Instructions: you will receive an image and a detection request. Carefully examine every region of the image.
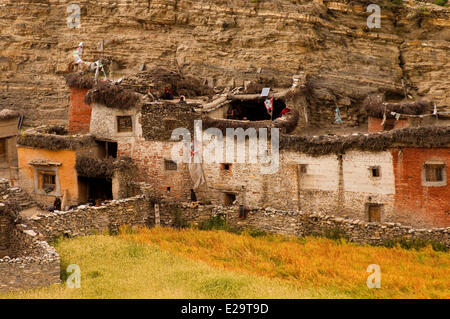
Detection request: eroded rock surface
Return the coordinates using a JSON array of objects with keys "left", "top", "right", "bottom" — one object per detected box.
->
[{"left": 0, "top": 0, "right": 448, "bottom": 127}]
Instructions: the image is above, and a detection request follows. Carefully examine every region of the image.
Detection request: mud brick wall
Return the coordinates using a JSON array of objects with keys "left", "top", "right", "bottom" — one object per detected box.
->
[
  {"left": 391, "top": 147, "right": 450, "bottom": 228},
  {"left": 368, "top": 117, "right": 410, "bottom": 133},
  {"left": 26, "top": 196, "right": 153, "bottom": 242},
  {"left": 68, "top": 88, "right": 92, "bottom": 134}
]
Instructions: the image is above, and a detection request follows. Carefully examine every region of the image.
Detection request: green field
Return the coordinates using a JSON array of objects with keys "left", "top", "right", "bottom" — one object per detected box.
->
[{"left": 2, "top": 228, "right": 449, "bottom": 299}]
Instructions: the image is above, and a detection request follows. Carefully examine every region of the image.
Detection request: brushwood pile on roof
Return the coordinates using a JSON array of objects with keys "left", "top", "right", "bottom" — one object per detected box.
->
[
  {"left": 75, "top": 156, "right": 135, "bottom": 178},
  {"left": 120, "top": 67, "right": 215, "bottom": 98},
  {"left": 364, "top": 94, "right": 430, "bottom": 118},
  {"left": 64, "top": 73, "right": 95, "bottom": 89},
  {"left": 17, "top": 126, "right": 96, "bottom": 151},
  {"left": 279, "top": 126, "right": 450, "bottom": 156},
  {"left": 84, "top": 81, "right": 139, "bottom": 109}
]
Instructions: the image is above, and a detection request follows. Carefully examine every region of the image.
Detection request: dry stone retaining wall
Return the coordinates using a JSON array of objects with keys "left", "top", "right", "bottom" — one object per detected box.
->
[
  {"left": 157, "top": 202, "right": 450, "bottom": 248},
  {"left": 26, "top": 196, "right": 153, "bottom": 242},
  {"left": 0, "top": 224, "right": 60, "bottom": 292}
]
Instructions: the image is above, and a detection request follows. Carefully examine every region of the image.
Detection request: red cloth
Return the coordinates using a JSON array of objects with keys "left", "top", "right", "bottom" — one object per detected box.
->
[{"left": 280, "top": 107, "right": 291, "bottom": 116}]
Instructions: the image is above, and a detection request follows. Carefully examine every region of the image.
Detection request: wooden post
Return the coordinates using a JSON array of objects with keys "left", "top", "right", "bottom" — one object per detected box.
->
[{"left": 61, "top": 189, "right": 68, "bottom": 211}]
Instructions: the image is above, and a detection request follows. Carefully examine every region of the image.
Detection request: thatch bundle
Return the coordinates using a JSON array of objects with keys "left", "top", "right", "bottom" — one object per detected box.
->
[
  {"left": 17, "top": 128, "right": 96, "bottom": 151},
  {"left": 202, "top": 109, "right": 300, "bottom": 134},
  {"left": 121, "top": 67, "right": 214, "bottom": 98},
  {"left": 84, "top": 81, "right": 139, "bottom": 109},
  {"left": 75, "top": 156, "right": 135, "bottom": 178},
  {"left": 280, "top": 126, "right": 450, "bottom": 156},
  {"left": 64, "top": 73, "right": 95, "bottom": 89},
  {"left": 364, "top": 94, "right": 430, "bottom": 118},
  {"left": 0, "top": 109, "right": 20, "bottom": 121}
]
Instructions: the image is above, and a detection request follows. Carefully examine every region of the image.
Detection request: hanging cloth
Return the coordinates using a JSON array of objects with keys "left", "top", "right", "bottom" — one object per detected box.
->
[
  {"left": 335, "top": 107, "right": 343, "bottom": 124},
  {"left": 188, "top": 139, "right": 206, "bottom": 190}
]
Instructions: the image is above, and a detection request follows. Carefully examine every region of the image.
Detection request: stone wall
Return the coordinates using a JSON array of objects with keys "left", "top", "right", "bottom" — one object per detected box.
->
[
  {"left": 157, "top": 202, "right": 450, "bottom": 248},
  {"left": 26, "top": 196, "right": 153, "bottom": 242},
  {"left": 0, "top": 224, "right": 60, "bottom": 292}
]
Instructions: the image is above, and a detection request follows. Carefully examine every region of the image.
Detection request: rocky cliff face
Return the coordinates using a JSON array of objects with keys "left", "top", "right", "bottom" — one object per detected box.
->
[{"left": 0, "top": 0, "right": 449, "bottom": 127}]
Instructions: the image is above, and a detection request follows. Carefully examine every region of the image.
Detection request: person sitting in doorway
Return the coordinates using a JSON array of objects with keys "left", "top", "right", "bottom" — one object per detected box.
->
[
  {"left": 53, "top": 197, "right": 62, "bottom": 211},
  {"left": 162, "top": 87, "right": 174, "bottom": 100}
]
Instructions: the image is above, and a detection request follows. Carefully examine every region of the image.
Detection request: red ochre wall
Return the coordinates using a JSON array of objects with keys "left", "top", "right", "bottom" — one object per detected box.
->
[
  {"left": 391, "top": 147, "right": 450, "bottom": 228},
  {"left": 69, "top": 88, "right": 91, "bottom": 134},
  {"left": 368, "top": 117, "right": 410, "bottom": 133}
]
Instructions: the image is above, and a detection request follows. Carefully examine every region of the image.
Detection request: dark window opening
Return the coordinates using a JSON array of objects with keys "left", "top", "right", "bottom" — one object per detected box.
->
[
  {"left": 221, "top": 163, "right": 231, "bottom": 171},
  {"left": 299, "top": 164, "right": 308, "bottom": 174},
  {"left": 117, "top": 116, "right": 133, "bottom": 133},
  {"left": 226, "top": 99, "right": 287, "bottom": 121},
  {"left": 224, "top": 193, "right": 236, "bottom": 206},
  {"left": 368, "top": 204, "right": 382, "bottom": 222},
  {"left": 370, "top": 166, "right": 381, "bottom": 177},
  {"left": 97, "top": 140, "right": 118, "bottom": 158},
  {"left": 164, "top": 159, "right": 177, "bottom": 171},
  {"left": 77, "top": 176, "right": 113, "bottom": 205},
  {"left": 166, "top": 187, "right": 171, "bottom": 192},
  {"left": 424, "top": 164, "right": 445, "bottom": 182}
]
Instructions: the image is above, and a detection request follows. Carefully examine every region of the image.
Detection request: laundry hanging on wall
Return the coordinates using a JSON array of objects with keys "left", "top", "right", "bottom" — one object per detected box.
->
[
  {"left": 189, "top": 139, "right": 206, "bottom": 190},
  {"left": 335, "top": 107, "right": 343, "bottom": 124},
  {"left": 264, "top": 98, "right": 273, "bottom": 115}
]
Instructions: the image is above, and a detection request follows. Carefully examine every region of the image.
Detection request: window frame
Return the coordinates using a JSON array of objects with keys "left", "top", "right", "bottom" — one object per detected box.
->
[
  {"left": 32, "top": 166, "right": 61, "bottom": 196},
  {"left": 422, "top": 162, "right": 447, "bottom": 187},
  {"left": 164, "top": 159, "right": 178, "bottom": 171},
  {"left": 116, "top": 115, "right": 133, "bottom": 133}
]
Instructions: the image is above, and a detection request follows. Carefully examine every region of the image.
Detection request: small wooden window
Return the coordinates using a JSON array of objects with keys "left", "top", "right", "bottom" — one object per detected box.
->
[
  {"left": 299, "top": 164, "right": 308, "bottom": 174},
  {"left": 164, "top": 159, "right": 177, "bottom": 171},
  {"left": 370, "top": 166, "right": 381, "bottom": 177},
  {"left": 117, "top": 116, "right": 133, "bottom": 133},
  {"left": 39, "top": 171, "right": 56, "bottom": 193},
  {"left": 368, "top": 205, "right": 381, "bottom": 222},
  {"left": 424, "top": 164, "right": 445, "bottom": 182}
]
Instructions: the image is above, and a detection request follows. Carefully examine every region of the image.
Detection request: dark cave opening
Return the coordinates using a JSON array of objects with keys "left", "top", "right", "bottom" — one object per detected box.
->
[{"left": 227, "top": 99, "right": 287, "bottom": 121}]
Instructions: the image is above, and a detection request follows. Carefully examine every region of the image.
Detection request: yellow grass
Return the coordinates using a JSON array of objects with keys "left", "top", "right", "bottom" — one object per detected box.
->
[
  {"left": 2, "top": 227, "right": 449, "bottom": 299},
  {"left": 121, "top": 227, "right": 450, "bottom": 299},
  {"left": 2, "top": 235, "right": 334, "bottom": 299}
]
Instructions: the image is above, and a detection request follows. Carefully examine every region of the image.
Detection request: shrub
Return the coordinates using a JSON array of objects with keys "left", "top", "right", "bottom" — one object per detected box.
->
[
  {"left": 382, "top": 238, "right": 448, "bottom": 252},
  {"left": 324, "top": 227, "right": 349, "bottom": 242},
  {"left": 197, "top": 215, "right": 240, "bottom": 233},
  {"left": 172, "top": 210, "right": 189, "bottom": 229},
  {"left": 198, "top": 215, "right": 227, "bottom": 231},
  {"left": 245, "top": 228, "right": 268, "bottom": 238},
  {"left": 434, "top": 0, "right": 447, "bottom": 6}
]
